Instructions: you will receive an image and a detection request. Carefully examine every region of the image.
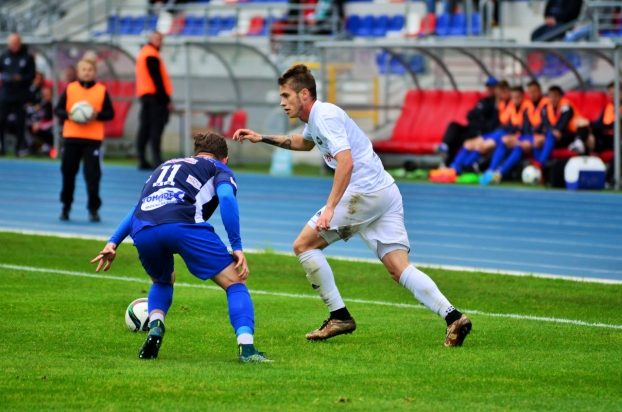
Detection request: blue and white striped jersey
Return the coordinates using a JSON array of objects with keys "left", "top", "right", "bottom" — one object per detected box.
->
[{"left": 130, "top": 156, "right": 237, "bottom": 237}]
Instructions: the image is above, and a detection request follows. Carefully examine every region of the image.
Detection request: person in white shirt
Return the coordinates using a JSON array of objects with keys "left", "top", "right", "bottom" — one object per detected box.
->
[{"left": 233, "top": 64, "right": 471, "bottom": 347}]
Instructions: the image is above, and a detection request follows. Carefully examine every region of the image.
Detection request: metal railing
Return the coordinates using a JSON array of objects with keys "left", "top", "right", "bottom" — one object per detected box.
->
[{"left": 316, "top": 39, "right": 622, "bottom": 189}]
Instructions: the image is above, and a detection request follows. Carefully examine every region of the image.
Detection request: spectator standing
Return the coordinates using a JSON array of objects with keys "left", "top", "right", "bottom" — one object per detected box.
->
[
  {"left": 531, "top": 0, "right": 583, "bottom": 41},
  {"left": 0, "top": 33, "right": 36, "bottom": 156},
  {"left": 64, "top": 66, "right": 77, "bottom": 84},
  {"left": 135, "top": 31, "right": 173, "bottom": 170},
  {"left": 28, "top": 86, "right": 54, "bottom": 154},
  {"left": 54, "top": 58, "right": 115, "bottom": 222}
]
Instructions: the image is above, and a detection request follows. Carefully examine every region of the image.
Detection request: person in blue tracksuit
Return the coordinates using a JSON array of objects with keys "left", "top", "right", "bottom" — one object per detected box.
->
[{"left": 90, "top": 132, "right": 273, "bottom": 363}]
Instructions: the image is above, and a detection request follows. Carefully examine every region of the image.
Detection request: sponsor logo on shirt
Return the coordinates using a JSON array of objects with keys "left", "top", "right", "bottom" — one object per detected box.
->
[
  {"left": 141, "top": 188, "right": 185, "bottom": 211},
  {"left": 186, "top": 174, "right": 202, "bottom": 190},
  {"left": 165, "top": 157, "right": 198, "bottom": 164},
  {"left": 315, "top": 136, "right": 324, "bottom": 146},
  {"left": 324, "top": 153, "right": 334, "bottom": 163}
]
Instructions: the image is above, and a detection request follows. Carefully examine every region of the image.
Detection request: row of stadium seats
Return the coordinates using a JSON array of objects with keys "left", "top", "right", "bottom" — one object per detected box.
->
[
  {"left": 373, "top": 89, "right": 611, "bottom": 158},
  {"left": 95, "top": 12, "right": 480, "bottom": 37}
]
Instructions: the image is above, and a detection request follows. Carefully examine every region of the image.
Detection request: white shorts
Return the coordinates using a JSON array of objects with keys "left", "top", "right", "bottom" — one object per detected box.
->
[{"left": 308, "top": 183, "right": 410, "bottom": 260}]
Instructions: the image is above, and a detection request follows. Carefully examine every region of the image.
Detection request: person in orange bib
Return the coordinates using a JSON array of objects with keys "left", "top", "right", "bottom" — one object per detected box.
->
[
  {"left": 532, "top": 85, "right": 580, "bottom": 168},
  {"left": 576, "top": 82, "right": 620, "bottom": 154},
  {"left": 54, "top": 58, "right": 115, "bottom": 222},
  {"left": 135, "top": 31, "right": 173, "bottom": 170}
]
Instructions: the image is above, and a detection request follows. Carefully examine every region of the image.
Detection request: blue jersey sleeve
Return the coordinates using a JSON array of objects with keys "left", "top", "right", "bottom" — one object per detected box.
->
[
  {"left": 216, "top": 184, "right": 242, "bottom": 251},
  {"left": 109, "top": 205, "right": 137, "bottom": 246},
  {"left": 213, "top": 163, "right": 237, "bottom": 194}
]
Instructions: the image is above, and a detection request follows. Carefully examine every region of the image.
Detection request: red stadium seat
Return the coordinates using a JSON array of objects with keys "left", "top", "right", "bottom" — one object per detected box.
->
[
  {"left": 105, "top": 101, "right": 132, "bottom": 139},
  {"left": 451, "top": 91, "right": 482, "bottom": 125},
  {"left": 551, "top": 148, "right": 578, "bottom": 160},
  {"left": 600, "top": 150, "right": 614, "bottom": 164},
  {"left": 422, "top": 90, "right": 461, "bottom": 143},
  {"left": 564, "top": 90, "right": 584, "bottom": 115},
  {"left": 224, "top": 110, "right": 247, "bottom": 138},
  {"left": 582, "top": 91, "right": 608, "bottom": 121}
]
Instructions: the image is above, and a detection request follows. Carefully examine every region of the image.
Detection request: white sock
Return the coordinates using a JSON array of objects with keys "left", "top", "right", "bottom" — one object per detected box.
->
[
  {"left": 399, "top": 265, "right": 455, "bottom": 318},
  {"left": 237, "top": 333, "right": 254, "bottom": 345},
  {"left": 298, "top": 249, "right": 345, "bottom": 311},
  {"left": 150, "top": 312, "right": 165, "bottom": 324}
]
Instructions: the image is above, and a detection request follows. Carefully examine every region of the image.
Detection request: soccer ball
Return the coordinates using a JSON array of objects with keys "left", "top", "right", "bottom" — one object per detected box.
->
[
  {"left": 125, "top": 298, "right": 149, "bottom": 332},
  {"left": 69, "top": 101, "right": 94, "bottom": 124},
  {"left": 521, "top": 165, "right": 542, "bottom": 185}
]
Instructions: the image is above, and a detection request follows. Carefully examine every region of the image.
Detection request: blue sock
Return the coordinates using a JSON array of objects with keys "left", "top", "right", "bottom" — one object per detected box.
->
[
  {"left": 500, "top": 146, "right": 523, "bottom": 176},
  {"left": 148, "top": 282, "right": 174, "bottom": 315},
  {"left": 489, "top": 143, "right": 508, "bottom": 172},
  {"left": 538, "top": 131, "right": 556, "bottom": 165},
  {"left": 450, "top": 149, "right": 469, "bottom": 174},
  {"left": 464, "top": 150, "right": 481, "bottom": 166},
  {"left": 226, "top": 283, "right": 255, "bottom": 334}
]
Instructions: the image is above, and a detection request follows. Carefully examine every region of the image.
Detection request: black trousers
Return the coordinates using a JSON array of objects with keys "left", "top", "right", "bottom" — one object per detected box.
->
[
  {"left": 442, "top": 122, "right": 478, "bottom": 164},
  {"left": 0, "top": 100, "right": 26, "bottom": 155},
  {"left": 136, "top": 96, "right": 169, "bottom": 167},
  {"left": 60, "top": 139, "right": 102, "bottom": 212}
]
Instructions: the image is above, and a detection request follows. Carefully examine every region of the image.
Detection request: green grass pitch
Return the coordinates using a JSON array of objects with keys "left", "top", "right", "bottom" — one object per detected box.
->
[{"left": 1, "top": 232, "right": 622, "bottom": 411}]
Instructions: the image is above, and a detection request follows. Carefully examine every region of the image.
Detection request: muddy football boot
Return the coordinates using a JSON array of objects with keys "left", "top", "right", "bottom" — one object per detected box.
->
[
  {"left": 306, "top": 318, "right": 357, "bottom": 341},
  {"left": 444, "top": 315, "right": 472, "bottom": 347}
]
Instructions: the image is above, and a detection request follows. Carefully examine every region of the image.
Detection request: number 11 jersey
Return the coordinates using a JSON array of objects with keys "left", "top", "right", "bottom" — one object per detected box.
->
[{"left": 131, "top": 157, "right": 237, "bottom": 237}]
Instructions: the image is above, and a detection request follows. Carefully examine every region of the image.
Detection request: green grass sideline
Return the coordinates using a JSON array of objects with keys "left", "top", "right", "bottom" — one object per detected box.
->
[{"left": 1, "top": 233, "right": 621, "bottom": 411}]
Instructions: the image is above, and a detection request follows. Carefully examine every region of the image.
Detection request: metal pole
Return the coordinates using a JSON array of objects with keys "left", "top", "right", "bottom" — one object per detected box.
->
[
  {"left": 614, "top": 45, "right": 620, "bottom": 190},
  {"left": 466, "top": 0, "right": 472, "bottom": 36},
  {"left": 184, "top": 43, "right": 192, "bottom": 158},
  {"left": 52, "top": 41, "right": 60, "bottom": 158}
]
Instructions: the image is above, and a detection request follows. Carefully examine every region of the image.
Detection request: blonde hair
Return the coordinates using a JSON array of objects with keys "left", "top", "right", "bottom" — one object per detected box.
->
[{"left": 77, "top": 57, "right": 97, "bottom": 71}]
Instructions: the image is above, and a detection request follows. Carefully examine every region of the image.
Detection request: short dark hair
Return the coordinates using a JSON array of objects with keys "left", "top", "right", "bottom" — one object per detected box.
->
[
  {"left": 193, "top": 132, "right": 228, "bottom": 160},
  {"left": 548, "top": 85, "right": 564, "bottom": 95},
  {"left": 511, "top": 85, "right": 524, "bottom": 93},
  {"left": 607, "top": 81, "right": 615, "bottom": 89},
  {"left": 278, "top": 64, "right": 317, "bottom": 100},
  {"left": 497, "top": 80, "right": 510, "bottom": 90},
  {"left": 527, "top": 80, "right": 541, "bottom": 89}
]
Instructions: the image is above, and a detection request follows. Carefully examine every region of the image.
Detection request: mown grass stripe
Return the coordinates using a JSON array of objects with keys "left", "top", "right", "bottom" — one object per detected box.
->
[{"left": 2, "top": 263, "right": 621, "bottom": 331}]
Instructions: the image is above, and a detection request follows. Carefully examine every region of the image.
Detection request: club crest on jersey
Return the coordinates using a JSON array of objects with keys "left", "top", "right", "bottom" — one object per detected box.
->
[
  {"left": 324, "top": 153, "right": 334, "bottom": 162},
  {"left": 315, "top": 136, "right": 324, "bottom": 146},
  {"left": 141, "top": 188, "right": 185, "bottom": 211}
]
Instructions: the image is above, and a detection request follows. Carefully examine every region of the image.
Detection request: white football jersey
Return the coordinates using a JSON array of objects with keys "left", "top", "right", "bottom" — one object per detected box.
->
[{"left": 302, "top": 101, "right": 394, "bottom": 194}]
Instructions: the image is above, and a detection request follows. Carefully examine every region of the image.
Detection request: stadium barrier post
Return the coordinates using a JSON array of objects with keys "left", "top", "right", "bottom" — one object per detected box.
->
[
  {"left": 184, "top": 42, "right": 192, "bottom": 158},
  {"left": 614, "top": 45, "right": 621, "bottom": 190},
  {"left": 52, "top": 41, "right": 60, "bottom": 157}
]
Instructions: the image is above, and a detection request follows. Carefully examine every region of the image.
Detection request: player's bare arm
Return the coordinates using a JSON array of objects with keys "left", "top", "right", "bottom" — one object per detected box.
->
[
  {"left": 316, "top": 150, "right": 354, "bottom": 236},
  {"left": 233, "top": 129, "right": 315, "bottom": 151},
  {"left": 91, "top": 242, "right": 117, "bottom": 272}
]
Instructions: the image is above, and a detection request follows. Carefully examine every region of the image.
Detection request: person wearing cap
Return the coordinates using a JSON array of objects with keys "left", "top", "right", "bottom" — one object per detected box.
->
[
  {"left": 436, "top": 76, "right": 499, "bottom": 165},
  {"left": 135, "top": 31, "right": 173, "bottom": 170}
]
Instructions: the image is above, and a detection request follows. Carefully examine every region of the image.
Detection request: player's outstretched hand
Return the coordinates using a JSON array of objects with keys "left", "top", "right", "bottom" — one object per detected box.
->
[
  {"left": 315, "top": 207, "right": 334, "bottom": 237},
  {"left": 232, "top": 129, "right": 262, "bottom": 144},
  {"left": 91, "top": 242, "right": 117, "bottom": 272},
  {"left": 232, "top": 250, "right": 249, "bottom": 280}
]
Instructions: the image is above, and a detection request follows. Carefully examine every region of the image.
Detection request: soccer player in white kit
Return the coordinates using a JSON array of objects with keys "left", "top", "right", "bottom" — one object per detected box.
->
[{"left": 233, "top": 65, "right": 472, "bottom": 347}]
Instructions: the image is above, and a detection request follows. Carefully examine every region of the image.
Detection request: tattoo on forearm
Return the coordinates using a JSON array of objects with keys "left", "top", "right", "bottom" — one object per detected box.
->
[{"left": 261, "top": 135, "right": 292, "bottom": 150}]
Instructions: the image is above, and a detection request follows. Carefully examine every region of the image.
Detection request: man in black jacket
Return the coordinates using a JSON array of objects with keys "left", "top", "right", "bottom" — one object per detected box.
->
[
  {"left": 531, "top": 0, "right": 583, "bottom": 41},
  {"left": 0, "top": 33, "right": 36, "bottom": 156},
  {"left": 438, "top": 77, "right": 499, "bottom": 164}
]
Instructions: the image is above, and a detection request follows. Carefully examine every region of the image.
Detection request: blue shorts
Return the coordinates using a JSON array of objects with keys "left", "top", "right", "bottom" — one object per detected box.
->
[
  {"left": 133, "top": 222, "right": 234, "bottom": 283},
  {"left": 482, "top": 129, "right": 506, "bottom": 143},
  {"left": 519, "top": 134, "right": 534, "bottom": 144}
]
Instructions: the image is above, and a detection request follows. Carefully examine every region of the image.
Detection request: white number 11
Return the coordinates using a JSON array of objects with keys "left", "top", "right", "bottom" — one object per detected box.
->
[{"left": 153, "top": 164, "right": 181, "bottom": 187}]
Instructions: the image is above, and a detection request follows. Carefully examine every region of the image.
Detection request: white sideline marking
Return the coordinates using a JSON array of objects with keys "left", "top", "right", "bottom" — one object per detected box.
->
[
  {"left": 2, "top": 263, "right": 621, "bottom": 331},
  {"left": 2, "top": 227, "right": 622, "bottom": 285}
]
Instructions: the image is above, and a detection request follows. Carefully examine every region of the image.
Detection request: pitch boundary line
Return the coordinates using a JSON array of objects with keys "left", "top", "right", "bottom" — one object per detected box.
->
[
  {"left": 2, "top": 263, "right": 621, "bottom": 331},
  {"left": 2, "top": 227, "right": 622, "bottom": 285}
]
